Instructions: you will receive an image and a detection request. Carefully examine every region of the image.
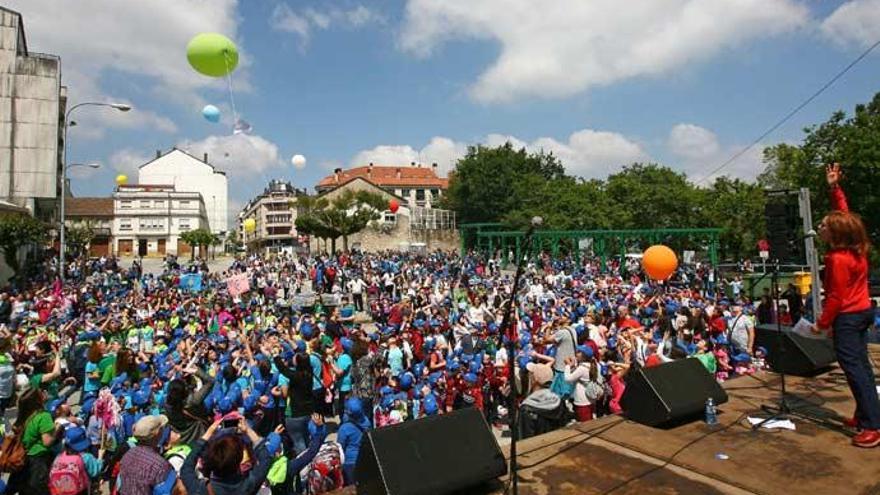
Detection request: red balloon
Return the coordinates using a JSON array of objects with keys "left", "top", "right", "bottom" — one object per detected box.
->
[{"left": 389, "top": 199, "right": 399, "bottom": 213}]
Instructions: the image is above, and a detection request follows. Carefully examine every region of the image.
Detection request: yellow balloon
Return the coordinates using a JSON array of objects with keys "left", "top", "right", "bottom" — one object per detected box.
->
[
  {"left": 115, "top": 174, "right": 128, "bottom": 186},
  {"left": 243, "top": 218, "right": 256, "bottom": 233}
]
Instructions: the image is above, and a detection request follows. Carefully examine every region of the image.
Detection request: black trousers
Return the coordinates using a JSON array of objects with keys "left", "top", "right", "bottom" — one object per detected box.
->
[{"left": 833, "top": 309, "right": 880, "bottom": 430}]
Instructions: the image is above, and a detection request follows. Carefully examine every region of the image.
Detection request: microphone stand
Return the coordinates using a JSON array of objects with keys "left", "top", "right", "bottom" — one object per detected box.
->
[
  {"left": 753, "top": 258, "right": 793, "bottom": 428},
  {"left": 502, "top": 218, "right": 540, "bottom": 495},
  {"left": 752, "top": 250, "right": 838, "bottom": 432}
]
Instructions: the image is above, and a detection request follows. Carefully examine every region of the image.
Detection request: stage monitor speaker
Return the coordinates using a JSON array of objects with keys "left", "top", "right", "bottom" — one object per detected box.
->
[
  {"left": 355, "top": 407, "right": 507, "bottom": 495},
  {"left": 621, "top": 358, "right": 728, "bottom": 427},
  {"left": 755, "top": 324, "right": 835, "bottom": 376}
]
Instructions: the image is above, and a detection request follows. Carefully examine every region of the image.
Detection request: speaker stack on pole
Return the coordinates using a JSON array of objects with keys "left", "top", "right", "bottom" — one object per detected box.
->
[
  {"left": 764, "top": 190, "right": 805, "bottom": 264},
  {"left": 621, "top": 358, "right": 729, "bottom": 427},
  {"left": 754, "top": 324, "right": 835, "bottom": 376},
  {"left": 355, "top": 408, "right": 507, "bottom": 495}
]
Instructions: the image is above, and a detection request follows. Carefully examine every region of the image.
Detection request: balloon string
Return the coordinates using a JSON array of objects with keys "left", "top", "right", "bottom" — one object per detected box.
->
[{"left": 223, "top": 52, "right": 239, "bottom": 131}]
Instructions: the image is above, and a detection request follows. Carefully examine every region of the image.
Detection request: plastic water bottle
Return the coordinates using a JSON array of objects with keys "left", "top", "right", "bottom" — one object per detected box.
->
[{"left": 705, "top": 398, "right": 718, "bottom": 425}]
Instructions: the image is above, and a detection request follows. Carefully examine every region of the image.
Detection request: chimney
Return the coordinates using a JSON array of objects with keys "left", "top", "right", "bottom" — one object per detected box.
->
[
  {"left": 334, "top": 167, "right": 342, "bottom": 184},
  {"left": 396, "top": 168, "right": 402, "bottom": 179},
  {"left": 410, "top": 161, "right": 416, "bottom": 167},
  {"left": 156, "top": 150, "right": 161, "bottom": 159},
  {"left": 203, "top": 153, "right": 208, "bottom": 163},
  {"left": 368, "top": 162, "right": 373, "bottom": 179},
  {"left": 432, "top": 162, "right": 438, "bottom": 170}
]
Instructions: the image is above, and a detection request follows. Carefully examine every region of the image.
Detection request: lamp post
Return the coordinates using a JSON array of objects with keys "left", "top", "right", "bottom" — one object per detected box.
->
[{"left": 60, "top": 102, "right": 131, "bottom": 283}]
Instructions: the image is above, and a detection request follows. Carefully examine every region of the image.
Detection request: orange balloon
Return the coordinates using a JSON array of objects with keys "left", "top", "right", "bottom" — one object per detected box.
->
[{"left": 642, "top": 245, "right": 678, "bottom": 280}]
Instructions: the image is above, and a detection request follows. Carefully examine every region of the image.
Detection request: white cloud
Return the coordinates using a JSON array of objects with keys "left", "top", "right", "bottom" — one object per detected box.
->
[
  {"left": 108, "top": 148, "right": 152, "bottom": 178},
  {"left": 399, "top": 0, "right": 809, "bottom": 103},
  {"left": 6, "top": 0, "right": 243, "bottom": 133},
  {"left": 176, "top": 134, "right": 284, "bottom": 178},
  {"left": 668, "top": 124, "right": 721, "bottom": 160},
  {"left": 351, "top": 129, "right": 646, "bottom": 178},
  {"left": 667, "top": 123, "right": 766, "bottom": 183},
  {"left": 271, "top": 3, "right": 384, "bottom": 49},
  {"left": 821, "top": 0, "right": 880, "bottom": 48}
]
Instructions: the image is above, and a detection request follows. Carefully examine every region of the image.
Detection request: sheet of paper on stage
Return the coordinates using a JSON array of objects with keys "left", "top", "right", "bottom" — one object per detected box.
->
[
  {"left": 748, "top": 417, "right": 796, "bottom": 430},
  {"left": 791, "top": 317, "right": 825, "bottom": 340}
]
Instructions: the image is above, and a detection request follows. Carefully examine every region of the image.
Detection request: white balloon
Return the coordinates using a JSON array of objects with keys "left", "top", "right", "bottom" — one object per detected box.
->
[{"left": 291, "top": 154, "right": 306, "bottom": 169}]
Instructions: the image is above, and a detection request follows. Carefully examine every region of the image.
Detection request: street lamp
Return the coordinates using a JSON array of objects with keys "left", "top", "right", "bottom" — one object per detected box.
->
[{"left": 60, "top": 102, "right": 131, "bottom": 283}]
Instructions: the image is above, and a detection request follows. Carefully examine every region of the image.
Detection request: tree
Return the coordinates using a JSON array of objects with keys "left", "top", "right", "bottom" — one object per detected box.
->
[
  {"left": 443, "top": 142, "right": 566, "bottom": 224},
  {"left": 295, "top": 190, "right": 388, "bottom": 252},
  {"left": 65, "top": 222, "right": 95, "bottom": 260},
  {"left": 0, "top": 214, "right": 48, "bottom": 277},
  {"left": 226, "top": 230, "right": 242, "bottom": 254},
  {"left": 760, "top": 92, "right": 880, "bottom": 263},
  {"left": 179, "top": 228, "right": 214, "bottom": 261},
  {"left": 698, "top": 176, "right": 766, "bottom": 261}
]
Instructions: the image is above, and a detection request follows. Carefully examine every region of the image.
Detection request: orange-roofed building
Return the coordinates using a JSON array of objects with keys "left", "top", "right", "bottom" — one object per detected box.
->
[{"left": 315, "top": 162, "right": 448, "bottom": 209}]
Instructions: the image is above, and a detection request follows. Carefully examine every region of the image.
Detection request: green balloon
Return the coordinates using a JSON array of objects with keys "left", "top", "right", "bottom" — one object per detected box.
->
[{"left": 186, "top": 33, "right": 239, "bottom": 78}]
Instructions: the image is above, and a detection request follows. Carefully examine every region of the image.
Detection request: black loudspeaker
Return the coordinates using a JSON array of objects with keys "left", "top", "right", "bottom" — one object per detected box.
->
[
  {"left": 764, "top": 191, "right": 804, "bottom": 264},
  {"left": 355, "top": 407, "right": 507, "bottom": 495},
  {"left": 621, "top": 358, "right": 728, "bottom": 427},
  {"left": 755, "top": 324, "right": 836, "bottom": 376}
]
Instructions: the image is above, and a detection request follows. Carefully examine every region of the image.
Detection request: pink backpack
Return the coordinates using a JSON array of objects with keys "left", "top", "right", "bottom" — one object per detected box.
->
[{"left": 49, "top": 452, "right": 89, "bottom": 495}]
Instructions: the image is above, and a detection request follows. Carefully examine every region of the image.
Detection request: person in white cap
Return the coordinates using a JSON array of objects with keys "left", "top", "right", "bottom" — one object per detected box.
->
[{"left": 116, "top": 415, "right": 173, "bottom": 495}]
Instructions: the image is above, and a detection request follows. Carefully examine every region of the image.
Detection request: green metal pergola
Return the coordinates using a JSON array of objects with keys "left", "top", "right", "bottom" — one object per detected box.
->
[{"left": 460, "top": 223, "right": 723, "bottom": 271}]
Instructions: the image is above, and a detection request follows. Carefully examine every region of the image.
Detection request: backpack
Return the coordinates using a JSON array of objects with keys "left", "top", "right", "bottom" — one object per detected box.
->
[
  {"left": 0, "top": 413, "right": 31, "bottom": 474},
  {"left": 49, "top": 452, "right": 89, "bottom": 495},
  {"left": 301, "top": 441, "right": 344, "bottom": 494}
]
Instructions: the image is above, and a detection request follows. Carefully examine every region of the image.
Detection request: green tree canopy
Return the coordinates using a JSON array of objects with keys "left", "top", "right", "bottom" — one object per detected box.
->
[
  {"left": 0, "top": 214, "right": 48, "bottom": 276},
  {"left": 179, "top": 228, "right": 214, "bottom": 260},
  {"left": 761, "top": 92, "right": 880, "bottom": 247},
  {"left": 442, "top": 143, "right": 565, "bottom": 224},
  {"left": 295, "top": 190, "right": 388, "bottom": 252}
]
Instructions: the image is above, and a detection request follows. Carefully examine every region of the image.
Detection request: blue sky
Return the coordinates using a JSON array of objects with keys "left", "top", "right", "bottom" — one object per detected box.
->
[{"left": 7, "top": 0, "right": 880, "bottom": 215}]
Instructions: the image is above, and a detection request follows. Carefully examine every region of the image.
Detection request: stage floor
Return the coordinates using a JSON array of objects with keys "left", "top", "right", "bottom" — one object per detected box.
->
[{"left": 496, "top": 349, "right": 880, "bottom": 495}]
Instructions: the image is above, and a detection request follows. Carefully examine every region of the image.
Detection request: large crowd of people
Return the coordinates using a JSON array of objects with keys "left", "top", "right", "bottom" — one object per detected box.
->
[
  {"left": 0, "top": 165, "right": 875, "bottom": 495},
  {"left": 0, "top": 246, "right": 789, "bottom": 495}
]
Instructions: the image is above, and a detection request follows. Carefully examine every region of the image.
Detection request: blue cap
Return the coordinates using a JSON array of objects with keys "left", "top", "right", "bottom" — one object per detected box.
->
[
  {"left": 64, "top": 426, "right": 90, "bottom": 452},
  {"left": 423, "top": 394, "right": 439, "bottom": 415},
  {"left": 265, "top": 432, "right": 282, "bottom": 456},
  {"left": 464, "top": 373, "right": 478, "bottom": 384},
  {"left": 400, "top": 373, "right": 414, "bottom": 390},
  {"left": 576, "top": 345, "right": 594, "bottom": 359}
]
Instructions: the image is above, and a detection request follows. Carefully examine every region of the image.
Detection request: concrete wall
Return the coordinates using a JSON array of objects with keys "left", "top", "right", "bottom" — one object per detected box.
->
[
  {"left": 139, "top": 150, "right": 228, "bottom": 234},
  {"left": 0, "top": 11, "right": 62, "bottom": 209}
]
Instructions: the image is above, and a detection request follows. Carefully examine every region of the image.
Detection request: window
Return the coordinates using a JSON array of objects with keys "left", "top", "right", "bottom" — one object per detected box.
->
[
  {"left": 139, "top": 218, "right": 165, "bottom": 231},
  {"left": 401, "top": 189, "right": 411, "bottom": 198},
  {"left": 120, "top": 200, "right": 132, "bottom": 209},
  {"left": 179, "top": 218, "right": 191, "bottom": 231},
  {"left": 154, "top": 200, "right": 165, "bottom": 208},
  {"left": 139, "top": 200, "right": 150, "bottom": 208},
  {"left": 431, "top": 189, "right": 440, "bottom": 198},
  {"left": 384, "top": 213, "right": 397, "bottom": 224},
  {"left": 119, "top": 218, "right": 132, "bottom": 231},
  {"left": 179, "top": 200, "right": 191, "bottom": 208},
  {"left": 415, "top": 189, "right": 425, "bottom": 201}
]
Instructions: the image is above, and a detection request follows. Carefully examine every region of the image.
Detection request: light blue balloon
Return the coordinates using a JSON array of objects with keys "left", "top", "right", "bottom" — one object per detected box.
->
[{"left": 202, "top": 104, "right": 221, "bottom": 123}]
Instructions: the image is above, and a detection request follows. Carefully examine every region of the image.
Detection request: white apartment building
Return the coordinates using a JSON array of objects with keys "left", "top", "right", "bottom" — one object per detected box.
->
[
  {"left": 239, "top": 179, "right": 306, "bottom": 255},
  {"left": 0, "top": 7, "right": 65, "bottom": 220},
  {"left": 112, "top": 185, "right": 209, "bottom": 257},
  {"left": 138, "top": 148, "right": 228, "bottom": 235}
]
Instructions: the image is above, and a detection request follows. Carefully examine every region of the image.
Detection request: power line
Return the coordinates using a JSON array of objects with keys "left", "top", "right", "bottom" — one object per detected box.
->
[{"left": 695, "top": 37, "right": 880, "bottom": 185}]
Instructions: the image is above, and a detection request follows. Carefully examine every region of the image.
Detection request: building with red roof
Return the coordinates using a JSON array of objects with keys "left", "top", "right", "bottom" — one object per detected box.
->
[{"left": 315, "top": 162, "right": 448, "bottom": 209}]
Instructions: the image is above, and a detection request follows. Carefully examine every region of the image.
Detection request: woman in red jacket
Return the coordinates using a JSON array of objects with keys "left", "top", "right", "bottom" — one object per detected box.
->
[{"left": 814, "top": 163, "right": 879, "bottom": 448}]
